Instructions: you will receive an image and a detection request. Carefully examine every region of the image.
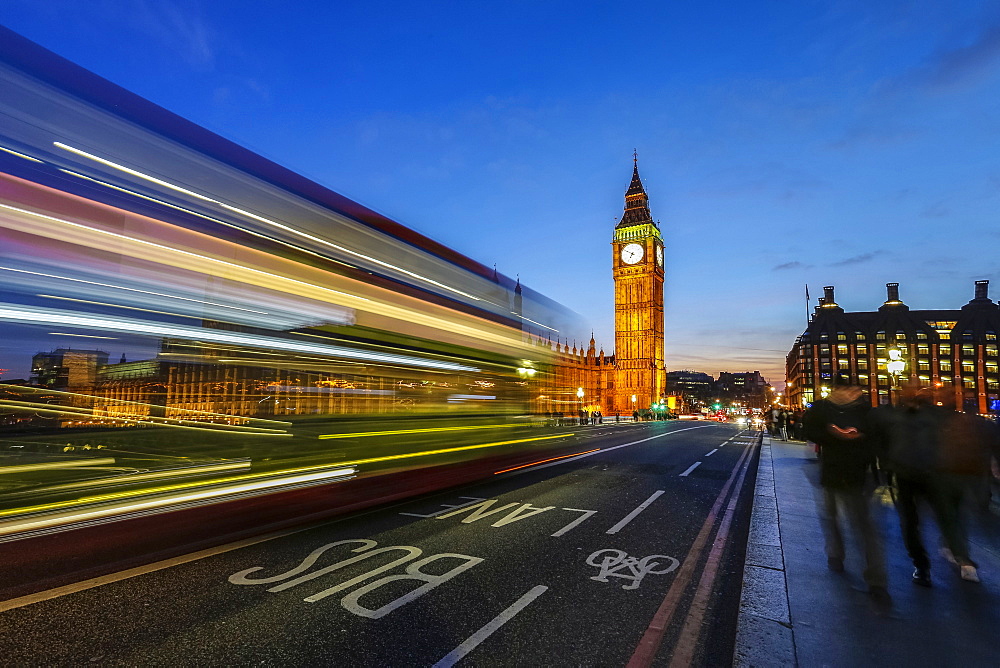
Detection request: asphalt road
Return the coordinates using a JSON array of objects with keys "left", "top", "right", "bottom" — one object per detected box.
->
[{"left": 0, "top": 421, "right": 759, "bottom": 667}]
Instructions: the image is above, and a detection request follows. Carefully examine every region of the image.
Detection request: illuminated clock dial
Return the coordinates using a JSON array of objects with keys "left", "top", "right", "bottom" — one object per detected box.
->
[
  {"left": 655, "top": 244, "right": 663, "bottom": 267},
  {"left": 620, "top": 243, "right": 644, "bottom": 265}
]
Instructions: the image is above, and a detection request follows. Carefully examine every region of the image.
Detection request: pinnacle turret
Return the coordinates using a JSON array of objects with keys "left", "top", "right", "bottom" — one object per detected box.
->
[{"left": 617, "top": 152, "right": 656, "bottom": 229}]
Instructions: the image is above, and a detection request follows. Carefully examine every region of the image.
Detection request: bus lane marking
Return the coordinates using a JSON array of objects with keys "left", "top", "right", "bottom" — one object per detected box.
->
[
  {"left": 586, "top": 549, "right": 679, "bottom": 590},
  {"left": 399, "top": 496, "right": 487, "bottom": 518},
  {"left": 404, "top": 495, "right": 599, "bottom": 535},
  {"left": 228, "top": 538, "right": 483, "bottom": 619},
  {"left": 606, "top": 490, "right": 664, "bottom": 534},
  {"left": 432, "top": 585, "right": 549, "bottom": 668}
]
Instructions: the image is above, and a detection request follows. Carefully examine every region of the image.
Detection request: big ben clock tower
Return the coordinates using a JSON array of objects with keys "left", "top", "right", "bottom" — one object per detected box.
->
[{"left": 612, "top": 153, "right": 665, "bottom": 413}]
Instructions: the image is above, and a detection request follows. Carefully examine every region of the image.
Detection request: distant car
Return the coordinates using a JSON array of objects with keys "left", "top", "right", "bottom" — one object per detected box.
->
[{"left": 677, "top": 414, "right": 701, "bottom": 420}]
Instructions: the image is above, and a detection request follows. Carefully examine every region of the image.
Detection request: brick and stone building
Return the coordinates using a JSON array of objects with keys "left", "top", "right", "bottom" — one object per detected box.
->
[{"left": 785, "top": 281, "right": 1000, "bottom": 414}]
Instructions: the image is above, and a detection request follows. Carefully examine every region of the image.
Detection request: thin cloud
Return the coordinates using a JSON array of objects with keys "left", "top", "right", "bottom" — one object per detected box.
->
[
  {"left": 132, "top": 0, "right": 217, "bottom": 70},
  {"left": 829, "top": 251, "right": 887, "bottom": 267},
  {"left": 915, "top": 24, "right": 1000, "bottom": 92},
  {"left": 773, "top": 261, "right": 811, "bottom": 271}
]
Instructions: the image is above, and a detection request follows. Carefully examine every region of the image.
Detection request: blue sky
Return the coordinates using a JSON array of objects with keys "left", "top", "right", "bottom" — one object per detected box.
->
[{"left": 3, "top": 0, "right": 1000, "bottom": 384}]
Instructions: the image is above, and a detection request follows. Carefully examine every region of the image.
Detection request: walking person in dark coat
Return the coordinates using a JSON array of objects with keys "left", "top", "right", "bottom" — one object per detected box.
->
[
  {"left": 803, "top": 383, "right": 890, "bottom": 613},
  {"left": 871, "top": 386, "right": 981, "bottom": 585}
]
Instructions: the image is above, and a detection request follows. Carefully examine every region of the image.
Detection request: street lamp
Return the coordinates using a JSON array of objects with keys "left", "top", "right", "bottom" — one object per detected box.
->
[
  {"left": 886, "top": 346, "right": 906, "bottom": 405},
  {"left": 577, "top": 387, "right": 585, "bottom": 425}
]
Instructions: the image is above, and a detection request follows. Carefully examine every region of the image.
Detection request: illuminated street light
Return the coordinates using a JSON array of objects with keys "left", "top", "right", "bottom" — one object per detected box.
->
[{"left": 886, "top": 346, "right": 906, "bottom": 405}]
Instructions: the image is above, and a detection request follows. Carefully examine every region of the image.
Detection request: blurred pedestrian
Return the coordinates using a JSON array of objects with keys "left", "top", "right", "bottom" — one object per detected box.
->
[
  {"left": 872, "top": 386, "right": 981, "bottom": 585},
  {"left": 803, "top": 383, "right": 890, "bottom": 614},
  {"left": 793, "top": 410, "right": 806, "bottom": 440}
]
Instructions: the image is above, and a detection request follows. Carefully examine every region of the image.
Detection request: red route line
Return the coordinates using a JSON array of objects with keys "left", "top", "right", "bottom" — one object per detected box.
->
[
  {"left": 493, "top": 449, "right": 601, "bottom": 475},
  {"left": 668, "top": 434, "right": 757, "bottom": 667},
  {"left": 625, "top": 436, "right": 756, "bottom": 668}
]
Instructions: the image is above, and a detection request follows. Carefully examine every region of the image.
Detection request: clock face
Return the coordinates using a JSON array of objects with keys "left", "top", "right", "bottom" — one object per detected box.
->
[
  {"left": 620, "top": 243, "right": 644, "bottom": 265},
  {"left": 655, "top": 244, "right": 663, "bottom": 267}
]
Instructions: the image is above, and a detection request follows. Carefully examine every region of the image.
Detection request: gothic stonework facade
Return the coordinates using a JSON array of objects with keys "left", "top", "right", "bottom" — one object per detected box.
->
[{"left": 610, "top": 157, "right": 666, "bottom": 412}]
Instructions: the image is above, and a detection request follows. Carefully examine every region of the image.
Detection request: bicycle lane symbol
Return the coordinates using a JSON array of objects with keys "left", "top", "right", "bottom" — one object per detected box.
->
[{"left": 585, "top": 549, "right": 679, "bottom": 590}]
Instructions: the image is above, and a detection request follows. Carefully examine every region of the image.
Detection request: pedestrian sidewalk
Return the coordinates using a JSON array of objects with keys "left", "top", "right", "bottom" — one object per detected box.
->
[{"left": 734, "top": 436, "right": 1000, "bottom": 667}]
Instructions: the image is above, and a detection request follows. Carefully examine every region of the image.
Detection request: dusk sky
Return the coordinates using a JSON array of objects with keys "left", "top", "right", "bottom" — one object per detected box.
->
[{"left": 3, "top": 1, "right": 1000, "bottom": 385}]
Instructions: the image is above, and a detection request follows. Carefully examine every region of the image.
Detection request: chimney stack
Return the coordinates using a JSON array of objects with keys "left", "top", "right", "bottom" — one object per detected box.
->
[
  {"left": 823, "top": 286, "right": 836, "bottom": 304},
  {"left": 975, "top": 280, "right": 989, "bottom": 301},
  {"left": 886, "top": 283, "right": 900, "bottom": 302}
]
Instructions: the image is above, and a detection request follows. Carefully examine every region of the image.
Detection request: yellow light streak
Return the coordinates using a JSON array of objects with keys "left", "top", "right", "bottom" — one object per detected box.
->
[
  {"left": 0, "top": 458, "right": 117, "bottom": 475},
  {"left": 5, "top": 265, "right": 269, "bottom": 315},
  {"left": 0, "top": 383, "right": 292, "bottom": 426},
  {"left": 0, "top": 463, "right": 356, "bottom": 520},
  {"left": 317, "top": 423, "right": 523, "bottom": 439},
  {"left": 55, "top": 143, "right": 482, "bottom": 302},
  {"left": 57, "top": 168, "right": 357, "bottom": 272},
  {"left": 0, "top": 201, "right": 365, "bottom": 307},
  {"left": 0, "top": 401, "right": 290, "bottom": 435},
  {"left": 218, "top": 203, "right": 483, "bottom": 302},
  {"left": 10, "top": 461, "right": 252, "bottom": 497},
  {"left": 0, "top": 199, "right": 540, "bottom": 358},
  {"left": 0, "top": 467, "right": 356, "bottom": 537},
  {"left": 37, "top": 294, "right": 204, "bottom": 320},
  {"left": 337, "top": 433, "right": 571, "bottom": 468},
  {"left": 0, "top": 301, "right": 480, "bottom": 372}
]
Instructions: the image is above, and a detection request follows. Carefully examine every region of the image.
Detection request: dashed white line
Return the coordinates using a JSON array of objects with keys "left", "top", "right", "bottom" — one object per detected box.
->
[
  {"left": 606, "top": 490, "right": 665, "bottom": 534},
  {"left": 499, "top": 424, "right": 716, "bottom": 477},
  {"left": 432, "top": 585, "right": 548, "bottom": 668},
  {"left": 704, "top": 448, "right": 719, "bottom": 457},
  {"left": 679, "top": 462, "right": 702, "bottom": 477},
  {"left": 551, "top": 509, "right": 598, "bottom": 537}
]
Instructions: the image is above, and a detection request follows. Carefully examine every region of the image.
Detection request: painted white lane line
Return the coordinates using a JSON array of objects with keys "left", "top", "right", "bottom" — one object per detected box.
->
[
  {"left": 704, "top": 448, "right": 719, "bottom": 457},
  {"left": 501, "top": 424, "right": 716, "bottom": 478},
  {"left": 432, "top": 585, "right": 548, "bottom": 668},
  {"left": 678, "top": 462, "right": 702, "bottom": 477},
  {"left": 606, "top": 490, "right": 665, "bottom": 535},
  {"left": 551, "top": 509, "right": 598, "bottom": 537}
]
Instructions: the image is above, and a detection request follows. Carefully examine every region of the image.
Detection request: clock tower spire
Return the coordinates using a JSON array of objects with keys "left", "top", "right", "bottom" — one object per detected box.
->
[{"left": 611, "top": 154, "right": 666, "bottom": 414}]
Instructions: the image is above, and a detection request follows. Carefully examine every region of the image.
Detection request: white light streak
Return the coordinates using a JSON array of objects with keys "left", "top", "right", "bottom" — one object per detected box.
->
[
  {"left": 0, "top": 201, "right": 365, "bottom": 306},
  {"left": 54, "top": 142, "right": 484, "bottom": 302},
  {"left": 58, "top": 168, "right": 356, "bottom": 271},
  {"left": 5, "top": 266, "right": 269, "bottom": 315},
  {"left": 37, "top": 294, "right": 203, "bottom": 320},
  {"left": 55, "top": 142, "right": 213, "bottom": 201},
  {"left": 0, "top": 303, "right": 481, "bottom": 372},
  {"left": 47, "top": 332, "right": 118, "bottom": 339},
  {"left": 0, "top": 467, "right": 356, "bottom": 538},
  {"left": 0, "top": 145, "right": 43, "bottom": 163}
]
